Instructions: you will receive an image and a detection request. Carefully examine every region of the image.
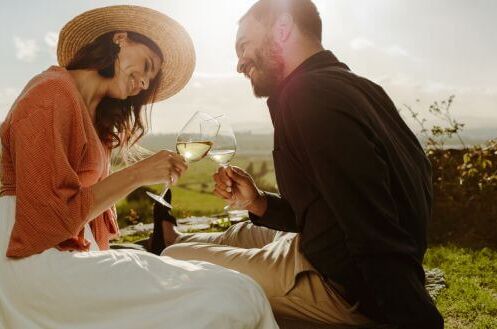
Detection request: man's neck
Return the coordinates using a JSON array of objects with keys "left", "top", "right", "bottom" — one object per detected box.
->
[{"left": 282, "top": 42, "right": 324, "bottom": 79}]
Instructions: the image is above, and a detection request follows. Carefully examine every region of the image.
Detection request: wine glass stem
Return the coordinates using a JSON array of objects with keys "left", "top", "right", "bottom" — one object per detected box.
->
[
  {"left": 162, "top": 155, "right": 188, "bottom": 199},
  {"left": 160, "top": 184, "right": 169, "bottom": 198}
]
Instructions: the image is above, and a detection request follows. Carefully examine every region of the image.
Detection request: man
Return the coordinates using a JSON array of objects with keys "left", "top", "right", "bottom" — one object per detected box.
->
[{"left": 159, "top": 0, "right": 444, "bottom": 327}]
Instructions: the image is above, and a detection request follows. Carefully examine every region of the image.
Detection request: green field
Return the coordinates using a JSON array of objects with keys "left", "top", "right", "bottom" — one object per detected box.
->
[{"left": 115, "top": 154, "right": 276, "bottom": 223}]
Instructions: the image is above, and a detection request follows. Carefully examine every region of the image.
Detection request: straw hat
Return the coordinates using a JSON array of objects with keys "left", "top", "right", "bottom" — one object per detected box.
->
[{"left": 57, "top": 5, "right": 195, "bottom": 103}]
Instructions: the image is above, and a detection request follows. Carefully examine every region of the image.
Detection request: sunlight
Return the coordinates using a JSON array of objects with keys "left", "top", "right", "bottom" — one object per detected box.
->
[{"left": 155, "top": 0, "right": 256, "bottom": 74}]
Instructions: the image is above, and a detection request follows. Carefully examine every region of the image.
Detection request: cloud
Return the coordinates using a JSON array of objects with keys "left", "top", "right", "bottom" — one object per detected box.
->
[
  {"left": 44, "top": 32, "right": 58, "bottom": 49},
  {"left": 350, "top": 38, "right": 375, "bottom": 50},
  {"left": 0, "top": 88, "right": 19, "bottom": 119},
  {"left": 385, "top": 45, "right": 409, "bottom": 57},
  {"left": 13, "top": 36, "right": 39, "bottom": 62},
  {"left": 377, "top": 74, "right": 497, "bottom": 98},
  {"left": 350, "top": 37, "right": 417, "bottom": 61},
  {"left": 193, "top": 72, "right": 239, "bottom": 79},
  {"left": 44, "top": 32, "right": 58, "bottom": 60},
  {"left": 483, "top": 87, "right": 497, "bottom": 96}
]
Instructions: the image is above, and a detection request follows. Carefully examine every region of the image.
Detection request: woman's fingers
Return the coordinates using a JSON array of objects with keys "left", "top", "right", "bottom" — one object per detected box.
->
[
  {"left": 157, "top": 150, "right": 188, "bottom": 177},
  {"left": 169, "top": 154, "right": 188, "bottom": 172},
  {"left": 169, "top": 168, "right": 180, "bottom": 185}
]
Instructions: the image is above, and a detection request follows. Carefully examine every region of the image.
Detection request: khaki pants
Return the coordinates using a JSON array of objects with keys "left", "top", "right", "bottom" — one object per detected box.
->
[{"left": 162, "top": 221, "right": 371, "bottom": 326}]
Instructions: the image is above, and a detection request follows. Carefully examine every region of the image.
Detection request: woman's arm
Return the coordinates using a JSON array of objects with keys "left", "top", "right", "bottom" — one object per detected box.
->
[{"left": 86, "top": 150, "right": 187, "bottom": 222}]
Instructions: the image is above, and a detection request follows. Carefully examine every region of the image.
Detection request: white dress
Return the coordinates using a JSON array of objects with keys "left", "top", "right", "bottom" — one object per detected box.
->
[{"left": 0, "top": 196, "right": 279, "bottom": 329}]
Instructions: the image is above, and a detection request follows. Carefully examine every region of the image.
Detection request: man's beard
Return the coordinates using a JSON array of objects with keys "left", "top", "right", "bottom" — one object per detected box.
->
[{"left": 250, "top": 37, "right": 285, "bottom": 98}]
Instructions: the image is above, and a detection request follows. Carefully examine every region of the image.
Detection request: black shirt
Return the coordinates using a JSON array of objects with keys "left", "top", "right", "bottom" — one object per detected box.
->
[{"left": 250, "top": 51, "right": 443, "bottom": 329}]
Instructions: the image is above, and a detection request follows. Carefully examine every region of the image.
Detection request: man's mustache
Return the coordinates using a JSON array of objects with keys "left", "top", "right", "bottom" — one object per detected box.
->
[{"left": 242, "top": 63, "right": 257, "bottom": 79}]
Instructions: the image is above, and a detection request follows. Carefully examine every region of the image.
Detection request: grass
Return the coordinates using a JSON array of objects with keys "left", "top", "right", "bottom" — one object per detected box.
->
[
  {"left": 424, "top": 246, "right": 497, "bottom": 329},
  {"left": 169, "top": 186, "right": 225, "bottom": 217}
]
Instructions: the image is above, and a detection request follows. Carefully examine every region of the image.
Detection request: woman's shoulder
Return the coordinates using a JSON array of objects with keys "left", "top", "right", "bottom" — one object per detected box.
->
[
  {"left": 8, "top": 66, "right": 81, "bottom": 126},
  {"left": 23, "top": 66, "right": 77, "bottom": 100}
]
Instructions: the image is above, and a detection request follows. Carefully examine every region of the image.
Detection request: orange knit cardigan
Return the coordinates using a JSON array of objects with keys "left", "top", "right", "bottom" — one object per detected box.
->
[{"left": 0, "top": 66, "right": 119, "bottom": 258}]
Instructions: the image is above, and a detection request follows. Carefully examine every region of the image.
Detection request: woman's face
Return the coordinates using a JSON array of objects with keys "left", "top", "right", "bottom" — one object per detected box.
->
[{"left": 107, "top": 32, "right": 162, "bottom": 100}]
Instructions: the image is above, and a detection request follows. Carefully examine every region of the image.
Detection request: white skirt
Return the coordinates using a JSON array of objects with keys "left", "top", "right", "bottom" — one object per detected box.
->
[{"left": 0, "top": 196, "right": 278, "bottom": 329}]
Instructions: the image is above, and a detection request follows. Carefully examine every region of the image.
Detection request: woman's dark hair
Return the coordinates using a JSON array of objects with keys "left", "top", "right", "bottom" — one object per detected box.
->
[{"left": 66, "top": 31, "right": 163, "bottom": 152}]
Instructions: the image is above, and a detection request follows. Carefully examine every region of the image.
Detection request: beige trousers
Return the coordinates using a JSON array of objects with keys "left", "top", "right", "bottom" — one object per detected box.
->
[{"left": 162, "top": 221, "right": 371, "bottom": 326}]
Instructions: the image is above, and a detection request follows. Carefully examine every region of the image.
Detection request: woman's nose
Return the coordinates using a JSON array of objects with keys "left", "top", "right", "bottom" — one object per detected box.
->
[{"left": 140, "top": 76, "right": 150, "bottom": 90}]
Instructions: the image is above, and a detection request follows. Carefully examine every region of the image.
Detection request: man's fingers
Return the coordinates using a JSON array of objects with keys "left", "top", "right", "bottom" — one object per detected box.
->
[
  {"left": 214, "top": 187, "right": 232, "bottom": 200},
  {"left": 231, "top": 166, "right": 248, "bottom": 176},
  {"left": 215, "top": 181, "right": 231, "bottom": 193},
  {"left": 216, "top": 167, "right": 232, "bottom": 187},
  {"left": 226, "top": 166, "right": 249, "bottom": 184},
  {"left": 213, "top": 172, "right": 222, "bottom": 184}
]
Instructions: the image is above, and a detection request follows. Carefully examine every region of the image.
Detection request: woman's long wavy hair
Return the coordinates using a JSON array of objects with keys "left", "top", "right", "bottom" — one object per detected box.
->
[{"left": 66, "top": 31, "right": 163, "bottom": 162}]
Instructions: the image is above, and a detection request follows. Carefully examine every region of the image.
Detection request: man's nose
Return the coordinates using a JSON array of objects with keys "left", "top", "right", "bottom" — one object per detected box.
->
[{"left": 237, "top": 58, "right": 246, "bottom": 74}]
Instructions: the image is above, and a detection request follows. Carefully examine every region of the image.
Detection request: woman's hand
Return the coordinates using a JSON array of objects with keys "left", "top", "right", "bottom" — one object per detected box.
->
[
  {"left": 131, "top": 150, "right": 188, "bottom": 186},
  {"left": 87, "top": 150, "right": 187, "bottom": 222}
]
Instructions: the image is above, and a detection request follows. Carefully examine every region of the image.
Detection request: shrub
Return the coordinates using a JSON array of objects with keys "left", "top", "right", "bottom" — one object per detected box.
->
[{"left": 403, "top": 96, "right": 497, "bottom": 248}]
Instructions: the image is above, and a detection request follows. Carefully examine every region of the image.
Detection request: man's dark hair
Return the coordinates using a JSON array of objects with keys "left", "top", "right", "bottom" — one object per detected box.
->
[{"left": 240, "top": 0, "right": 322, "bottom": 42}]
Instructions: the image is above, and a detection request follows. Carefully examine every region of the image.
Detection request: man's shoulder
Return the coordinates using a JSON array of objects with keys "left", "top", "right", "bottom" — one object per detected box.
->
[
  {"left": 281, "top": 70, "right": 372, "bottom": 116},
  {"left": 282, "top": 65, "right": 379, "bottom": 102}
]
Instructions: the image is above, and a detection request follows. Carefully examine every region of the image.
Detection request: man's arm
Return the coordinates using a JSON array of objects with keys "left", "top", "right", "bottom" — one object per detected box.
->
[{"left": 248, "top": 191, "right": 300, "bottom": 232}]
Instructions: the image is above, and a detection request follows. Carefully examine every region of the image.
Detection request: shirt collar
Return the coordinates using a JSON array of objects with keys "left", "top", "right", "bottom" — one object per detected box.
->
[{"left": 267, "top": 50, "right": 349, "bottom": 117}]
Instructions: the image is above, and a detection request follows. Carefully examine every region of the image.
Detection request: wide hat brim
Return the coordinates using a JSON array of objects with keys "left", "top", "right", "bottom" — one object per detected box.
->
[{"left": 57, "top": 5, "right": 195, "bottom": 103}]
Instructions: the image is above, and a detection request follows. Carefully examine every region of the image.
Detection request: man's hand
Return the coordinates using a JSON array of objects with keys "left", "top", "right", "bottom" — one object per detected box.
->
[{"left": 212, "top": 166, "right": 267, "bottom": 216}]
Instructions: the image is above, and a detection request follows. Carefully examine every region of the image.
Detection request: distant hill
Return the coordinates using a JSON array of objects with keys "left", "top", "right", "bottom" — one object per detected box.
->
[
  {"left": 138, "top": 127, "right": 497, "bottom": 154},
  {"left": 417, "top": 128, "right": 497, "bottom": 148},
  {"left": 140, "top": 132, "right": 273, "bottom": 155}
]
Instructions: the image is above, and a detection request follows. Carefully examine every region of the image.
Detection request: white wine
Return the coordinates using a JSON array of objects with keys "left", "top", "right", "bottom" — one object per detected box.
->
[
  {"left": 209, "top": 149, "right": 236, "bottom": 166},
  {"left": 176, "top": 141, "right": 213, "bottom": 162}
]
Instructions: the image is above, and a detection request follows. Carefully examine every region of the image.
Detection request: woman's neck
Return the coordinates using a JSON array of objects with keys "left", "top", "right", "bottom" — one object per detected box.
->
[{"left": 68, "top": 69, "right": 108, "bottom": 122}]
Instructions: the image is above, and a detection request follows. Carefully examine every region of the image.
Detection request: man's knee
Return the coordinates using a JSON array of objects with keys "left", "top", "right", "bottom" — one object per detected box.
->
[
  {"left": 161, "top": 242, "right": 196, "bottom": 259},
  {"left": 226, "top": 220, "right": 252, "bottom": 236}
]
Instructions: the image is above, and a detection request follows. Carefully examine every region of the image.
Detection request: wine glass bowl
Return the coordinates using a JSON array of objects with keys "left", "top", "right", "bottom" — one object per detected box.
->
[
  {"left": 146, "top": 111, "right": 220, "bottom": 208},
  {"left": 208, "top": 116, "right": 247, "bottom": 211},
  {"left": 208, "top": 115, "right": 237, "bottom": 167}
]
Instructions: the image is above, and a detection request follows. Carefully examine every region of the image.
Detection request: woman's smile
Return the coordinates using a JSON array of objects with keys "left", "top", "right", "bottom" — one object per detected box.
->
[
  {"left": 129, "top": 75, "right": 136, "bottom": 95},
  {"left": 127, "top": 73, "right": 142, "bottom": 96}
]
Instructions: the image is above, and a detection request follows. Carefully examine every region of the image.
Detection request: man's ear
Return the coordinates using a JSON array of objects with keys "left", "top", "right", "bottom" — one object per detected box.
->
[
  {"left": 112, "top": 31, "right": 128, "bottom": 47},
  {"left": 272, "top": 13, "right": 294, "bottom": 43}
]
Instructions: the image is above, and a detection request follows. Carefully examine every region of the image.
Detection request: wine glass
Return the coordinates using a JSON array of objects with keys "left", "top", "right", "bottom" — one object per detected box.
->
[
  {"left": 146, "top": 111, "right": 220, "bottom": 208},
  {"left": 208, "top": 116, "right": 247, "bottom": 211}
]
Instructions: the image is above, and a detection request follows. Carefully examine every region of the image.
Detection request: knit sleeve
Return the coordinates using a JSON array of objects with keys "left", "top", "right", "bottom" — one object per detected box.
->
[{"left": 6, "top": 80, "right": 93, "bottom": 258}]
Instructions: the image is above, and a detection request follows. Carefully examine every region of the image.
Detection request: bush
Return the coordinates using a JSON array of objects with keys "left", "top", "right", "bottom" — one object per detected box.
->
[
  {"left": 403, "top": 97, "right": 497, "bottom": 248},
  {"left": 116, "top": 186, "right": 155, "bottom": 227}
]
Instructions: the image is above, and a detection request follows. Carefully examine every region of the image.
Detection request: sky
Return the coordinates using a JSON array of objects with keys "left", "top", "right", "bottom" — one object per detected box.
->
[{"left": 1, "top": 0, "right": 496, "bottom": 135}]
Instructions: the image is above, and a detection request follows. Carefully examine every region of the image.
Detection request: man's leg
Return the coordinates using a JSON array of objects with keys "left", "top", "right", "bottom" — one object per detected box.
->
[
  {"left": 173, "top": 221, "right": 286, "bottom": 249},
  {"left": 163, "top": 230, "right": 371, "bottom": 325}
]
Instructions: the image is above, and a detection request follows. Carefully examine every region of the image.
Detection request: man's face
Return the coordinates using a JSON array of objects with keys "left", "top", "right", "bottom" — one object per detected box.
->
[{"left": 236, "top": 16, "right": 285, "bottom": 98}]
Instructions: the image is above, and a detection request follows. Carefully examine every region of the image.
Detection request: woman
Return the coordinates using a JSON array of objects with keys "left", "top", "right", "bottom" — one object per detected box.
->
[{"left": 0, "top": 5, "right": 277, "bottom": 329}]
